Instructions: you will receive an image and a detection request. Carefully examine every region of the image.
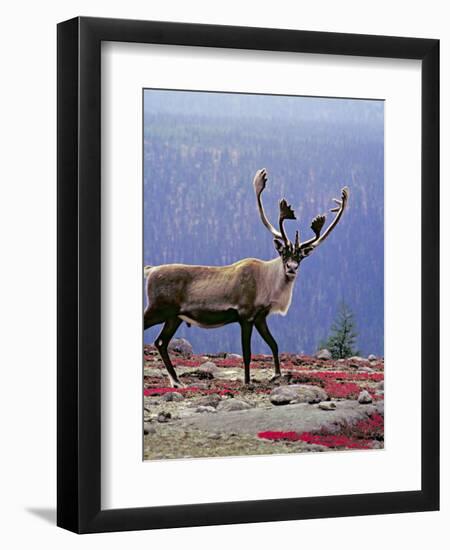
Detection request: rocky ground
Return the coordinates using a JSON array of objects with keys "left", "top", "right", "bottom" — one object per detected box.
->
[{"left": 143, "top": 339, "right": 384, "bottom": 460}]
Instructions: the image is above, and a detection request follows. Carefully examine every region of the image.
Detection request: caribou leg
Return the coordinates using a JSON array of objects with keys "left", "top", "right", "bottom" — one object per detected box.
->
[
  {"left": 254, "top": 315, "right": 281, "bottom": 379},
  {"left": 240, "top": 320, "right": 254, "bottom": 385},
  {"left": 154, "top": 317, "right": 183, "bottom": 388},
  {"left": 144, "top": 305, "right": 166, "bottom": 330}
]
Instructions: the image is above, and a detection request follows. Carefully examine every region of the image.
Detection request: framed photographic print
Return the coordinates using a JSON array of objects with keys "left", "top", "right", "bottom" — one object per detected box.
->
[{"left": 57, "top": 17, "right": 439, "bottom": 533}]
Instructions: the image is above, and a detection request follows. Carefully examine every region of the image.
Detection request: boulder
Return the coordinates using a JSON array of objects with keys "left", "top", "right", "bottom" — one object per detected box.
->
[
  {"left": 157, "top": 411, "right": 171, "bottom": 423},
  {"left": 368, "top": 354, "right": 377, "bottom": 361},
  {"left": 270, "top": 384, "right": 328, "bottom": 406},
  {"left": 357, "top": 366, "right": 375, "bottom": 373},
  {"left": 216, "top": 399, "right": 253, "bottom": 412},
  {"left": 319, "top": 401, "right": 337, "bottom": 411},
  {"left": 315, "top": 349, "right": 332, "bottom": 360},
  {"left": 200, "top": 361, "right": 220, "bottom": 375},
  {"left": 189, "top": 393, "right": 222, "bottom": 408},
  {"left": 143, "top": 422, "right": 156, "bottom": 435},
  {"left": 349, "top": 356, "right": 369, "bottom": 363},
  {"left": 196, "top": 405, "right": 217, "bottom": 413},
  {"left": 226, "top": 353, "right": 243, "bottom": 360},
  {"left": 358, "top": 390, "right": 373, "bottom": 404},
  {"left": 168, "top": 338, "right": 193, "bottom": 357},
  {"left": 181, "top": 369, "right": 214, "bottom": 380},
  {"left": 161, "top": 391, "right": 185, "bottom": 402}
]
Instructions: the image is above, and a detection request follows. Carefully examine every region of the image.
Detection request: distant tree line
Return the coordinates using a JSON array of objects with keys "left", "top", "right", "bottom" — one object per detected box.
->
[{"left": 143, "top": 103, "right": 384, "bottom": 356}]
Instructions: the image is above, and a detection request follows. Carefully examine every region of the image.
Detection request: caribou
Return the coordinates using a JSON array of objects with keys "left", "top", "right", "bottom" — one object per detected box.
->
[{"left": 144, "top": 168, "right": 349, "bottom": 387}]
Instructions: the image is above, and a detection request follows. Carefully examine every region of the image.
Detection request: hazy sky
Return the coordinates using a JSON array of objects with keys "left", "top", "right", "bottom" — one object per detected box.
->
[{"left": 144, "top": 88, "right": 384, "bottom": 127}]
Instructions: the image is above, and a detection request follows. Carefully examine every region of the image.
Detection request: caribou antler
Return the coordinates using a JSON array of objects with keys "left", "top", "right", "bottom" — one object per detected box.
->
[
  {"left": 310, "top": 214, "right": 326, "bottom": 239},
  {"left": 299, "top": 187, "right": 349, "bottom": 252},
  {"left": 254, "top": 169, "right": 348, "bottom": 254},
  {"left": 278, "top": 199, "right": 296, "bottom": 246},
  {"left": 253, "top": 169, "right": 283, "bottom": 241},
  {"left": 254, "top": 169, "right": 297, "bottom": 246}
]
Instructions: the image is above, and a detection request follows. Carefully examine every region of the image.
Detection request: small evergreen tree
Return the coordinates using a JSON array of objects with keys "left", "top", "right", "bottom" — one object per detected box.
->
[{"left": 320, "top": 302, "right": 359, "bottom": 359}]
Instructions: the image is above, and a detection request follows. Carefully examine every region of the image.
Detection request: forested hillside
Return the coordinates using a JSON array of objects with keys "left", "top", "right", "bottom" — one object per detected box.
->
[{"left": 143, "top": 90, "right": 384, "bottom": 356}]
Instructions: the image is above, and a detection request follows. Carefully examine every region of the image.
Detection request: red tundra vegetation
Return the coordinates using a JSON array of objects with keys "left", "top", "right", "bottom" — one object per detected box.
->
[
  {"left": 258, "top": 413, "right": 384, "bottom": 450},
  {"left": 143, "top": 345, "right": 384, "bottom": 455}
]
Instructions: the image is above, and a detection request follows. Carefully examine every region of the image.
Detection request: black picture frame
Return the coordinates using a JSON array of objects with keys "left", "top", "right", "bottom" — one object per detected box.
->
[{"left": 57, "top": 16, "right": 439, "bottom": 534}]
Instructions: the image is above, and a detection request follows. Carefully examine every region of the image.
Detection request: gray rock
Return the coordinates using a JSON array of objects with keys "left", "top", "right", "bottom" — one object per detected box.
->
[
  {"left": 161, "top": 391, "right": 185, "bottom": 402},
  {"left": 226, "top": 353, "right": 242, "bottom": 360},
  {"left": 315, "top": 349, "right": 332, "bottom": 360},
  {"left": 349, "top": 356, "right": 369, "bottom": 363},
  {"left": 368, "top": 354, "right": 377, "bottom": 361},
  {"left": 216, "top": 399, "right": 253, "bottom": 412},
  {"left": 319, "top": 401, "right": 337, "bottom": 411},
  {"left": 168, "top": 338, "right": 193, "bottom": 357},
  {"left": 270, "top": 384, "right": 328, "bottom": 406},
  {"left": 189, "top": 393, "right": 222, "bottom": 408},
  {"left": 200, "top": 361, "right": 220, "bottom": 375},
  {"left": 181, "top": 369, "right": 214, "bottom": 381},
  {"left": 358, "top": 390, "right": 373, "bottom": 404},
  {"left": 212, "top": 369, "right": 241, "bottom": 382},
  {"left": 157, "top": 411, "right": 171, "bottom": 423},
  {"left": 143, "top": 422, "right": 156, "bottom": 435},
  {"left": 358, "top": 366, "right": 375, "bottom": 373},
  {"left": 196, "top": 405, "right": 217, "bottom": 413},
  {"left": 376, "top": 380, "right": 384, "bottom": 390}
]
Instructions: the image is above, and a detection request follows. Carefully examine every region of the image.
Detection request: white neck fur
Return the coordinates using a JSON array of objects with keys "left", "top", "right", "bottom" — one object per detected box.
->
[{"left": 259, "top": 257, "right": 296, "bottom": 316}]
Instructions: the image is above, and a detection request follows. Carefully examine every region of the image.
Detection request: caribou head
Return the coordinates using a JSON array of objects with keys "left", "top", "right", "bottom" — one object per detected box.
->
[{"left": 253, "top": 168, "right": 349, "bottom": 280}]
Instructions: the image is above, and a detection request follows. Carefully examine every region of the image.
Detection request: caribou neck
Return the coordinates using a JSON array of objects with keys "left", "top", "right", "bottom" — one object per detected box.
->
[{"left": 261, "top": 256, "right": 297, "bottom": 316}]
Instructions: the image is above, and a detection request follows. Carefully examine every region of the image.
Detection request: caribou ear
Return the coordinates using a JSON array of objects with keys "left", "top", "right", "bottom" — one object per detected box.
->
[{"left": 273, "top": 238, "right": 284, "bottom": 253}]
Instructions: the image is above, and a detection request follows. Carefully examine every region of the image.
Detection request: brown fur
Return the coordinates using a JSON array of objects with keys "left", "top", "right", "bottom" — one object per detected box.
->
[{"left": 144, "top": 259, "right": 269, "bottom": 328}]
